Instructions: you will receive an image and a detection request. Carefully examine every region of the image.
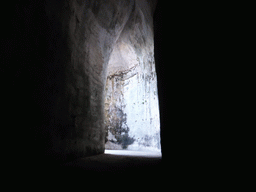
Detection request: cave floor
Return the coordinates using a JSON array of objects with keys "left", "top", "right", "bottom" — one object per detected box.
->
[
  {"left": 59, "top": 150, "right": 162, "bottom": 174},
  {"left": 24, "top": 150, "right": 163, "bottom": 186},
  {"left": 54, "top": 150, "right": 163, "bottom": 182}
]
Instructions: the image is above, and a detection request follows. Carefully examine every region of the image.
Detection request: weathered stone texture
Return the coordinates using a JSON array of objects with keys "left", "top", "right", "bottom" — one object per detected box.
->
[
  {"left": 54, "top": 0, "right": 135, "bottom": 161},
  {"left": 38, "top": 0, "right": 137, "bottom": 162},
  {"left": 7, "top": 0, "right": 158, "bottom": 164}
]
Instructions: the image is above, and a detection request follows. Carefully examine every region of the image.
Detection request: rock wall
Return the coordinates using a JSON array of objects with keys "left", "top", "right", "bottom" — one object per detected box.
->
[
  {"left": 104, "top": 0, "right": 161, "bottom": 152},
  {"left": 44, "top": 0, "right": 137, "bottom": 162},
  {"left": 56, "top": 0, "right": 134, "bottom": 161},
  {"left": 5, "top": 0, "right": 158, "bottom": 164}
]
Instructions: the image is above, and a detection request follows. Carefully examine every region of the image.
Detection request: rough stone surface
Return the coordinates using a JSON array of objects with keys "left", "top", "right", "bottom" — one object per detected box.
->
[
  {"left": 104, "top": 0, "right": 161, "bottom": 152},
  {"left": 5, "top": 0, "right": 159, "bottom": 165},
  {"left": 43, "top": 0, "right": 138, "bottom": 162}
]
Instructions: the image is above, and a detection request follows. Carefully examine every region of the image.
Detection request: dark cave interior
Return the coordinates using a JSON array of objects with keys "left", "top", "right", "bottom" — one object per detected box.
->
[{"left": 1, "top": 0, "right": 167, "bottom": 183}]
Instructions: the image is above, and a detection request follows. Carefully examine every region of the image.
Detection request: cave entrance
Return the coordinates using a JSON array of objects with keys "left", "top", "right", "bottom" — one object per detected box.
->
[
  {"left": 104, "top": 37, "right": 161, "bottom": 154},
  {"left": 103, "top": 0, "right": 161, "bottom": 155}
]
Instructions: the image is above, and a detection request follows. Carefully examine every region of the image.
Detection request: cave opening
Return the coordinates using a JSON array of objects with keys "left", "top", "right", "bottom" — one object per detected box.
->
[{"left": 103, "top": 2, "right": 161, "bottom": 155}]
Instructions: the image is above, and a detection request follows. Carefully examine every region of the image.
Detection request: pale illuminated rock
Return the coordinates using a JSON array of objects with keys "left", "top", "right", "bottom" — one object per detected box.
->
[{"left": 104, "top": 1, "right": 160, "bottom": 152}]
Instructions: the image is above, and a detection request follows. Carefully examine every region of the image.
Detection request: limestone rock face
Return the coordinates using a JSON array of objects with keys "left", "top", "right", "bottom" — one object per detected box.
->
[
  {"left": 61, "top": 0, "right": 134, "bottom": 159},
  {"left": 104, "top": 0, "right": 160, "bottom": 152},
  {"left": 39, "top": 0, "right": 136, "bottom": 162},
  {"left": 8, "top": 0, "right": 159, "bottom": 163}
]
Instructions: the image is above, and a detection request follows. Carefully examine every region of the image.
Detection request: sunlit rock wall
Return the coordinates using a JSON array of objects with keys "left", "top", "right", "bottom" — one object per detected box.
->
[{"left": 104, "top": 0, "right": 160, "bottom": 152}]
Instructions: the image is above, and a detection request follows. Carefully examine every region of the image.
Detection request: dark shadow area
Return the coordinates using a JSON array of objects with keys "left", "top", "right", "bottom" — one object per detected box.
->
[
  {"left": 153, "top": 1, "right": 165, "bottom": 159},
  {"left": 53, "top": 153, "right": 162, "bottom": 184},
  {"left": 2, "top": 1, "right": 166, "bottom": 181},
  {"left": 59, "top": 154, "right": 162, "bottom": 173},
  {"left": 21, "top": 153, "right": 162, "bottom": 185}
]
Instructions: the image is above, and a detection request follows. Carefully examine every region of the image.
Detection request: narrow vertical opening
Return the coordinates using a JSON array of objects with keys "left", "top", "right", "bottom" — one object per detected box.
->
[{"left": 104, "top": 35, "right": 161, "bottom": 156}]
